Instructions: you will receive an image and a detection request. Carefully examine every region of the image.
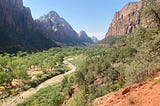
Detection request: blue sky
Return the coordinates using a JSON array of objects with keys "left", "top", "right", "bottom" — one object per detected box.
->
[{"left": 24, "top": 0, "right": 138, "bottom": 40}]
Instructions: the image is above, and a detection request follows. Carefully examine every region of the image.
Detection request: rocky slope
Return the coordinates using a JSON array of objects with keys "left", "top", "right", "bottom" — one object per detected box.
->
[
  {"left": 36, "top": 11, "right": 83, "bottom": 46},
  {"left": 93, "top": 72, "right": 160, "bottom": 106},
  {"left": 78, "top": 30, "right": 93, "bottom": 45},
  {"left": 0, "top": 0, "right": 57, "bottom": 52},
  {"left": 106, "top": 0, "right": 160, "bottom": 37}
]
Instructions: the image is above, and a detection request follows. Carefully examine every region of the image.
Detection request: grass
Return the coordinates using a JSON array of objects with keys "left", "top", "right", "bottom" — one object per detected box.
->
[
  {"left": 66, "top": 54, "right": 86, "bottom": 68},
  {"left": 17, "top": 84, "right": 65, "bottom": 106}
]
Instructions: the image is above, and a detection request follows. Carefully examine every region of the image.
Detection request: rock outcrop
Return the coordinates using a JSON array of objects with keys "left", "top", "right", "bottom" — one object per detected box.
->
[
  {"left": 0, "top": 0, "right": 33, "bottom": 32},
  {"left": 36, "top": 11, "right": 83, "bottom": 46},
  {"left": 106, "top": 2, "right": 143, "bottom": 37},
  {"left": 78, "top": 30, "right": 93, "bottom": 45},
  {"left": 106, "top": 0, "right": 160, "bottom": 37}
]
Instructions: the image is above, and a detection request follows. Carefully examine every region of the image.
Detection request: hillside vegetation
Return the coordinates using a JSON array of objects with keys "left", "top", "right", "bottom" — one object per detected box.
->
[
  {"left": 19, "top": 28, "right": 160, "bottom": 106},
  {"left": 67, "top": 27, "right": 159, "bottom": 106},
  {"left": 66, "top": 2, "right": 160, "bottom": 103}
]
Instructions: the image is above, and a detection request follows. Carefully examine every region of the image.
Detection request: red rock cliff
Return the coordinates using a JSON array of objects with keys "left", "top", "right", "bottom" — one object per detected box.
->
[{"left": 106, "top": 0, "right": 160, "bottom": 37}]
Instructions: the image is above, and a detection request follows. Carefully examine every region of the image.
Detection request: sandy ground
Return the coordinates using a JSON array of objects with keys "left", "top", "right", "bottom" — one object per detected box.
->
[
  {"left": 1, "top": 60, "right": 76, "bottom": 106},
  {"left": 93, "top": 72, "right": 160, "bottom": 106}
]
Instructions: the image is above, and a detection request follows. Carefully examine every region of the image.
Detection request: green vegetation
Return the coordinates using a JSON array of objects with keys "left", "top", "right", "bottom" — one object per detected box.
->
[
  {"left": 2, "top": 1, "right": 160, "bottom": 106},
  {"left": 0, "top": 47, "right": 85, "bottom": 99},
  {"left": 99, "top": 35, "right": 126, "bottom": 45},
  {"left": 16, "top": 28, "right": 160, "bottom": 106},
  {"left": 54, "top": 27, "right": 159, "bottom": 106},
  {"left": 66, "top": 55, "right": 86, "bottom": 68},
  {"left": 18, "top": 27, "right": 160, "bottom": 105},
  {"left": 142, "top": 0, "right": 160, "bottom": 29},
  {"left": 70, "top": 28, "right": 160, "bottom": 105},
  {"left": 17, "top": 84, "right": 65, "bottom": 106}
]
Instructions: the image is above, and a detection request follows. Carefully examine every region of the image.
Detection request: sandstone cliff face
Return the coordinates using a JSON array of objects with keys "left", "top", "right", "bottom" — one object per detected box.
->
[
  {"left": 36, "top": 11, "right": 83, "bottom": 46},
  {"left": 106, "top": 2, "right": 143, "bottom": 37},
  {"left": 106, "top": 0, "right": 160, "bottom": 37},
  {"left": 156, "top": 0, "right": 160, "bottom": 3},
  {"left": 0, "top": 0, "right": 34, "bottom": 32},
  {"left": 78, "top": 30, "right": 93, "bottom": 45}
]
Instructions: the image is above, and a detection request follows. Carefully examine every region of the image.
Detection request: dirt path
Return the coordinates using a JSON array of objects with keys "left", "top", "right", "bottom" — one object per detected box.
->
[{"left": 1, "top": 60, "right": 76, "bottom": 106}]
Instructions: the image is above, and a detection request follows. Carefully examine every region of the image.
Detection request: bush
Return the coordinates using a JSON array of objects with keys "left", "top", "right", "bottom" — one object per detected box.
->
[{"left": 17, "top": 85, "right": 65, "bottom": 106}]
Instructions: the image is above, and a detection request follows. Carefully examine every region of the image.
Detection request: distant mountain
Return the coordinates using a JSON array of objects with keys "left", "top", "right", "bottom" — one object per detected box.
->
[
  {"left": 106, "top": 0, "right": 160, "bottom": 37},
  {"left": 36, "top": 11, "right": 83, "bottom": 46},
  {"left": 78, "top": 30, "right": 93, "bottom": 45},
  {"left": 0, "top": 0, "right": 100, "bottom": 53},
  {"left": 0, "top": 0, "right": 58, "bottom": 53},
  {"left": 91, "top": 36, "right": 99, "bottom": 43}
]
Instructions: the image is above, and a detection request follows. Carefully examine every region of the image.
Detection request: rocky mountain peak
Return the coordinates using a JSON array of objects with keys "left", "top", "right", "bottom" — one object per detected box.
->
[
  {"left": 48, "top": 11, "right": 60, "bottom": 18},
  {"left": 36, "top": 11, "right": 84, "bottom": 46},
  {"left": 79, "top": 30, "right": 88, "bottom": 37},
  {"left": 3, "top": 0, "right": 23, "bottom": 9},
  {"left": 91, "top": 36, "right": 99, "bottom": 43},
  {"left": 106, "top": 1, "right": 143, "bottom": 37},
  {"left": 38, "top": 11, "right": 61, "bottom": 22},
  {"left": 78, "top": 30, "right": 93, "bottom": 44},
  {"left": 12, "top": 0, "right": 23, "bottom": 7},
  {"left": 120, "top": 2, "right": 143, "bottom": 17}
]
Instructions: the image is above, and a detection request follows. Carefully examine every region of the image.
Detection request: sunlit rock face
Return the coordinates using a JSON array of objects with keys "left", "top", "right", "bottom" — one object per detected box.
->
[
  {"left": 106, "top": 0, "right": 160, "bottom": 37},
  {"left": 106, "top": 2, "right": 143, "bottom": 37},
  {"left": 0, "top": 0, "right": 34, "bottom": 32}
]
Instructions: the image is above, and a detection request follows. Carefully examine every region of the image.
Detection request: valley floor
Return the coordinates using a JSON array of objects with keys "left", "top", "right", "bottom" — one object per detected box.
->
[
  {"left": 93, "top": 71, "right": 160, "bottom": 106},
  {"left": 1, "top": 60, "right": 76, "bottom": 106}
]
